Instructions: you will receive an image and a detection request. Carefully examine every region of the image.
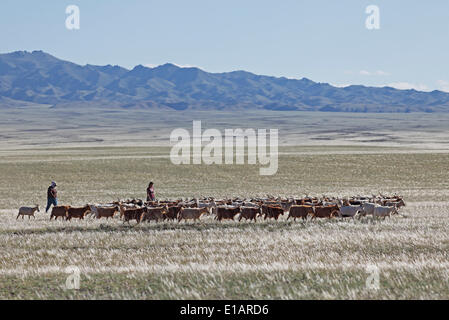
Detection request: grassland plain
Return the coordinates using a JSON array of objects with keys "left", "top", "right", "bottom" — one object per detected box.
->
[
  {"left": 2, "top": 108, "right": 449, "bottom": 149},
  {"left": 1, "top": 145, "right": 449, "bottom": 299}
]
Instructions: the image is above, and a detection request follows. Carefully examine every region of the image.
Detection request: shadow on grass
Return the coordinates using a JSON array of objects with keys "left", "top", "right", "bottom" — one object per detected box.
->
[
  {"left": 2, "top": 215, "right": 393, "bottom": 236},
  {"left": 2, "top": 218, "right": 318, "bottom": 235}
]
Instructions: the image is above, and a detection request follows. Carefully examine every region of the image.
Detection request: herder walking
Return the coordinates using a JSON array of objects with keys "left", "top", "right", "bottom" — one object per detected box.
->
[
  {"left": 147, "top": 182, "right": 155, "bottom": 201},
  {"left": 46, "top": 181, "right": 58, "bottom": 213}
]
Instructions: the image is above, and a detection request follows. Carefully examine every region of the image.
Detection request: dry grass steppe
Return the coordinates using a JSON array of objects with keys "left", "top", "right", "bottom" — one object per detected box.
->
[{"left": 1, "top": 109, "right": 449, "bottom": 299}]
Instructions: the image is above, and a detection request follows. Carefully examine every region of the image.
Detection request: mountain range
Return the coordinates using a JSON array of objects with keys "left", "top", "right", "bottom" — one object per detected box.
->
[{"left": 1, "top": 50, "right": 449, "bottom": 112}]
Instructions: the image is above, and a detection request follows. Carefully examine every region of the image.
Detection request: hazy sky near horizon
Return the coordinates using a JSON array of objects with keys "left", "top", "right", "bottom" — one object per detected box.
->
[{"left": 1, "top": 0, "right": 449, "bottom": 92}]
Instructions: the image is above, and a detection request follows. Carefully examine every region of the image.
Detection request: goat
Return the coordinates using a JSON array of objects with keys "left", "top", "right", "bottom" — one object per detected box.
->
[{"left": 17, "top": 205, "right": 40, "bottom": 219}]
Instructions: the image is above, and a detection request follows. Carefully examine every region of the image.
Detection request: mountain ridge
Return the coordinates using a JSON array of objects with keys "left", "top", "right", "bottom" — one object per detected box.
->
[{"left": 1, "top": 50, "right": 448, "bottom": 112}]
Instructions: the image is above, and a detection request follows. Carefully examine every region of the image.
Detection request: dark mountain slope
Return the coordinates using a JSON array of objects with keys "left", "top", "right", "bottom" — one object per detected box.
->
[{"left": 1, "top": 50, "right": 448, "bottom": 112}]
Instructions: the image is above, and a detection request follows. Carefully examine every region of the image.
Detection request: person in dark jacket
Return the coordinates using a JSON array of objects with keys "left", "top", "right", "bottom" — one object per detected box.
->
[
  {"left": 146, "top": 182, "right": 155, "bottom": 201},
  {"left": 46, "top": 181, "right": 58, "bottom": 213}
]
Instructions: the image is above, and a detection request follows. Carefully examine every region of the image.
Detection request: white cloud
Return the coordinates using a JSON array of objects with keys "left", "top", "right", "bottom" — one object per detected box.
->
[
  {"left": 332, "top": 83, "right": 351, "bottom": 88},
  {"left": 359, "top": 70, "right": 390, "bottom": 76},
  {"left": 374, "top": 70, "right": 390, "bottom": 76},
  {"left": 359, "top": 70, "right": 371, "bottom": 76},
  {"left": 173, "top": 63, "right": 201, "bottom": 69},
  {"left": 437, "top": 80, "right": 449, "bottom": 92},
  {"left": 334, "top": 79, "right": 449, "bottom": 93},
  {"left": 332, "top": 82, "right": 430, "bottom": 92},
  {"left": 385, "top": 82, "right": 431, "bottom": 91},
  {"left": 384, "top": 80, "right": 449, "bottom": 92},
  {"left": 144, "top": 63, "right": 202, "bottom": 69}
]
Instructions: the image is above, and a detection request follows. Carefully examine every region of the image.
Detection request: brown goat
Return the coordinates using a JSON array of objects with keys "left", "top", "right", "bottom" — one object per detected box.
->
[
  {"left": 121, "top": 206, "right": 145, "bottom": 224},
  {"left": 239, "top": 207, "right": 260, "bottom": 222},
  {"left": 141, "top": 206, "right": 168, "bottom": 223},
  {"left": 262, "top": 205, "right": 284, "bottom": 220},
  {"left": 312, "top": 205, "right": 339, "bottom": 219},
  {"left": 164, "top": 206, "right": 182, "bottom": 221},
  {"left": 287, "top": 205, "right": 315, "bottom": 221},
  {"left": 178, "top": 207, "right": 208, "bottom": 222},
  {"left": 67, "top": 205, "right": 91, "bottom": 221},
  {"left": 50, "top": 206, "right": 70, "bottom": 220},
  {"left": 216, "top": 206, "right": 240, "bottom": 221},
  {"left": 95, "top": 206, "right": 119, "bottom": 219}
]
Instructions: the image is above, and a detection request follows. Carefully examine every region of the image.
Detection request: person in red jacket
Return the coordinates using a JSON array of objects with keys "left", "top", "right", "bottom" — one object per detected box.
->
[{"left": 146, "top": 182, "right": 155, "bottom": 201}]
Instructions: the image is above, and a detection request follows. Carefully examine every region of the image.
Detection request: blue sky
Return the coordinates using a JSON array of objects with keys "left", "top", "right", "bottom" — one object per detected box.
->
[{"left": 1, "top": 0, "right": 449, "bottom": 91}]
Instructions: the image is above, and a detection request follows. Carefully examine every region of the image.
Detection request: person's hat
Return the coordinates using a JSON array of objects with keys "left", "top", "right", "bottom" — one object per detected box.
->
[{"left": 51, "top": 181, "right": 57, "bottom": 187}]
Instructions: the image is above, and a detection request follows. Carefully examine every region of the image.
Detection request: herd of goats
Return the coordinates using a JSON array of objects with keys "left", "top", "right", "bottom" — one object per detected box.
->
[{"left": 16, "top": 195, "right": 406, "bottom": 223}]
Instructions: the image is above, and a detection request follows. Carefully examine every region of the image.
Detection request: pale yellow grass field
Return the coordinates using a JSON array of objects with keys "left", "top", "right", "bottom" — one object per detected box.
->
[{"left": 0, "top": 145, "right": 448, "bottom": 299}]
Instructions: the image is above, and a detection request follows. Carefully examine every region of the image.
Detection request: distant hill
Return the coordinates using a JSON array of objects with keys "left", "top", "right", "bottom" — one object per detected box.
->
[{"left": 1, "top": 50, "right": 449, "bottom": 112}]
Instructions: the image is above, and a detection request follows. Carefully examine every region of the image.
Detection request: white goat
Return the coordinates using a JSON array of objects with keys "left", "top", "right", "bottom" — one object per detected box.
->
[
  {"left": 17, "top": 205, "right": 40, "bottom": 219},
  {"left": 373, "top": 205, "right": 397, "bottom": 219},
  {"left": 339, "top": 205, "right": 363, "bottom": 218}
]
